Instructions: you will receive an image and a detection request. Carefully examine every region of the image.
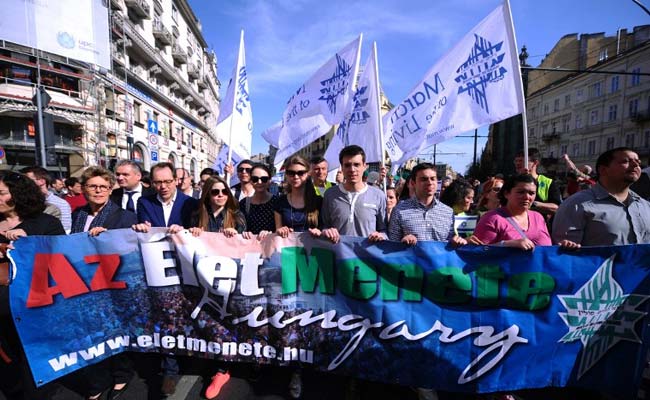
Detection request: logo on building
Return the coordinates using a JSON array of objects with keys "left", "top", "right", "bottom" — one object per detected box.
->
[
  {"left": 57, "top": 32, "right": 76, "bottom": 49},
  {"left": 557, "top": 254, "right": 649, "bottom": 378},
  {"left": 455, "top": 34, "right": 507, "bottom": 114},
  {"left": 319, "top": 53, "right": 353, "bottom": 115}
]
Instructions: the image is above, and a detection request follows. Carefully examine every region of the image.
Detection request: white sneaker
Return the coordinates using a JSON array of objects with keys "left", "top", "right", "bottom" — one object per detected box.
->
[
  {"left": 289, "top": 371, "right": 302, "bottom": 399},
  {"left": 416, "top": 387, "right": 439, "bottom": 400}
]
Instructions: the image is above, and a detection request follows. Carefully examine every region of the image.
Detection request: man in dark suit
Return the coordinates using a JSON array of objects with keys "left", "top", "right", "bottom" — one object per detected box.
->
[
  {"left": 111, "top": 160, "right": 155, "bottom": 213},
  {"left": 133, "top": 162, "right": 197, "bottom": 230},
  {"left": 130, "top": 162, "right": 198, "bottom": 395}
]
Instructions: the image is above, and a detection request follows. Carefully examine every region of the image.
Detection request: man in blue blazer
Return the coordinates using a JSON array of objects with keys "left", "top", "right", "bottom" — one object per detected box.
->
[{"left": 133, "top": 162, "right": 198, "bottom": 230}]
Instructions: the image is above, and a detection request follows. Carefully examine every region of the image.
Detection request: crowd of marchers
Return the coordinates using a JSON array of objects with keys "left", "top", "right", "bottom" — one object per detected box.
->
[{"left": 0, "top": 144, "right": 649, "bottom": 400}]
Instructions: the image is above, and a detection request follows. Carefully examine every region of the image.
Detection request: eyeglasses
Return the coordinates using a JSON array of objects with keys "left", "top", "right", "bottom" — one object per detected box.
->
[
  {"left": 237, "top": 167, "right": 252, "bottom": 174},
  {"left": 251, "top": 176, "right": 270, "bottom": 183},
  {"left": 85, "top": 184, "right": 111, "bottom": 192},
  {"left": 152, "top": 179, "right": 175, "bottom": 186},
  {"left": 285, "top": 170, "right": 308, "bottom": 177},
  {"left": 210, "top": 188, "right": 228, "bottom": 196}
]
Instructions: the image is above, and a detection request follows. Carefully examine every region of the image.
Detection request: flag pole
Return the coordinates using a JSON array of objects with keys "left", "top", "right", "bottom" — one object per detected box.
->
[
  {"left": 503, "top": 0, "right": 529, "bottom": 167},
  {"left": 226, "top": 29, "right": 244, "bottom": 183},
  {"left": 371, "top": 42, "right": 386, "bottom": 193}
]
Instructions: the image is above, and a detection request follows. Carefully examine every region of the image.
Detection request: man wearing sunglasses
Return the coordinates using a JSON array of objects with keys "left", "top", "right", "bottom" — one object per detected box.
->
[{"left": 227, "top": 160, "right": 255, "bottom": 201}]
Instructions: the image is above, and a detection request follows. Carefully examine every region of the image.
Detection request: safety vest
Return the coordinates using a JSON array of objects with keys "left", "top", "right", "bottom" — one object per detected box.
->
[
  {"left": 314, "top": 181, "right": 333, "bottom": 197},
  {"left": 536, "top": 174, "right": 552, "bottom": 202}
]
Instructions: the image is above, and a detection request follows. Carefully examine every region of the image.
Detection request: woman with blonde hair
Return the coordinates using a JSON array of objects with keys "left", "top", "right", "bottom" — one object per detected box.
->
[
  {"left": 274, "top": 155, "right": 322, "bottom": 238},
  {"left": 476, "top": 177, "right": 505, "bottom": 214}
]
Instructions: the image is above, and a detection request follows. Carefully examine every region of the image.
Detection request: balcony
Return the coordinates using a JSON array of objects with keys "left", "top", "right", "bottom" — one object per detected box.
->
[
  {"left": 111, "top": 44, "right": 125, "bottom": 65},
  {"left": 197, "top": 75, "right": 207, "bottom": 89},
  {"left": 152, "top": 0, "right": 163, "bottom": 14},
  {"left": 152, "top": 20, "right": 173, "bottom": 46},
  {"left": 124, "top": 0, "right": 150, "bottom": 19},
  {"left": 110, "top": 0, "right": 124, "bottom": 11},
  {"left": 632, "top": 111, "right": 650, "bottom": 124},
  {"left": 187, "top": 64, "right": 199, "bottom": 80},
  {"left": 172, "top": 44, "right": 187, "bottom": 65},
  {"left": 541, "top": 133, "right": 560, "bottom": 142}
]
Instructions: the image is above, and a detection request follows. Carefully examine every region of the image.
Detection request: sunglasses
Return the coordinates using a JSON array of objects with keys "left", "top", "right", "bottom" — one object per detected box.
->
[
  {"left": 251, "top": 176, "right": 270, "bottom": 183},
  {"left": 210, "top": 188, "right": 228, "bottom": 196},
  {"left": 286, "top": 170, "right": 308, "bottom": 177},
  {"left": 237, "top": 167, "right": 252, "bottom": 174}
]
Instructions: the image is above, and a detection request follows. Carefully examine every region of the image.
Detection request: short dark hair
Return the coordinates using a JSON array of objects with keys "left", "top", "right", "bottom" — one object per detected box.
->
[
  {"left": 0, "top": 171, "right": 46, "bottom": 218},
  {"left": 310, "top": 156, "right": 327, "bottom": 165},
  {"left": 20, "top": 166, "right": 52, "bottom": 186},
  {"left": 64, "top": 177, "right": 80, "bottom": 188},
  {"left": 199, "top": 167, "right": 217, "bottom": 177},
  {"left": 150, "top": 162, "right": 176, "bottom": 178},
  {"left": 339, "top": 145, "right": 366, "bottom": 164},
  {"left": 498, "top": 174, "right": 537, "bottom": 206},
  {"left": 115, "top": 160, "right": 142, "bottom": 175},
  {"left": 251, "top": 163, "right": 272, "bottom": 177},
  {"left": 411, "top": 162, "right": 437, "bottom": 180},
  {"left": 237, "top": 159, "right": 253, "bottom": 168},
  {"left": 515, "top": 148, "right": 541, "bottom": 162},
  {"left": 596, "top": 147, "right": 636, "bottom": 175},
  {"left": 440, "top": 179, "right": 474, "bottom": 209}
]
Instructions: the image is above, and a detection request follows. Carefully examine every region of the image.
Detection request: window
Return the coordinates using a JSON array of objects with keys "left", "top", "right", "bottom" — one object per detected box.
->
[
  {"left": 611, "top": 76, "right": 619, "bottom": 93},
  {"left": 608, "top": 104, "right": 617, "bottom": 122},
  {"left": 133, "top": 102, "right": 142, "bottom": 124},
  {"left": 588, "top": 140, "right": 596, "bottom": 155},
  {"left": 565, "top": 95, "right": 571, "bottom": 107},
  {"left": 631, "top": 67, "right": 641, "bottom": 86},
  {"left": 626, "top": 134, "right": 635, "bottom": 148},
  {"left": 572, "top": 143, "right": 580, "bottom": 157},
  {"left": 561, "top": 144, "right": 568, "bottom": 155},
  {"left": 551, "top": 121, "right": 557, "bottom": 133},
  {"left": 606, "top": 137, "right": 615, "bottom": 150},
  {"left": 172, "top": 4, "right": 178, "bottom": 22},
  {"left": 590, "top": 110, "right": 599, "bottom": 125},
  {"left": 529, "top": 127, "right": 535, "bottom": 137},
  {"left": 531, "top": 106, "right": 537, "bottom": 119},
  {"left": 543, "top": 104, "right": 549, "bottom": 115},
  {"left": 554, "top": 99, "right": 560, "bottom": 112},
  {"left": 563, "top": 117, "right": 571, "bottom": 132},
  {"left": 590, "top": 82, "right": 602, "bottom": 98},
  {"left": 541, "top": 123, "right": 548, "bottom": 134},
  {"left": 576, "top": 88, "right": 584, "bottom": 102},
  {"left": 599, "top": 48, "right": 608, "bottom": 62},
  {"left": 576, "top": 114, "right": 582, "bottom": 129},
  {"left": 629, "top": 99, "right": 639, "bottom": 118}
]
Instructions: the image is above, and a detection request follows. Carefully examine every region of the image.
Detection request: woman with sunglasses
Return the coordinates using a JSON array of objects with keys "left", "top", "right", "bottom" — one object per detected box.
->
[
  {"left": 274, "top": 156, "right": 322, "bottom": 238},
  {"left": 476, "top": 177, "right": 504, "bottom": 216},
  {"left": 189, "top": 176, "right": 246, "bottom": 237},
  {"left": 0, "top": 171, "right": 65, "bottom": 400},
  {"left": 241, "top": 164, "right": 277, "bottom": 240},
  {"left": 68, "top": 166, "right": 137, "bottom": 399}
]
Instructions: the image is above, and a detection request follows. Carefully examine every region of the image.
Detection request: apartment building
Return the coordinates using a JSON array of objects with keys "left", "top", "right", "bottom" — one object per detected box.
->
[{"left": 0, "top": 0, "right": 221, "bottom": 179}]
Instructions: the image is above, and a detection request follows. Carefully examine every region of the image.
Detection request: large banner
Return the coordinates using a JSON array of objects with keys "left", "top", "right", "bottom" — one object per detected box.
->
[
  {"left": 8, "top": 230, "right": 650, "bottom": 398},
  {"left": 382, "top": 2, "right": 525, "bottom": 167},
  {"left": 1, "top": 0, "right": 110, "bottom": 69}
]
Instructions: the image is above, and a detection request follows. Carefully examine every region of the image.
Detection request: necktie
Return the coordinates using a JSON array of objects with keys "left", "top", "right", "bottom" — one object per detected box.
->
[{"left": 126, "top": 191, "right": 136, "bottom": 212}]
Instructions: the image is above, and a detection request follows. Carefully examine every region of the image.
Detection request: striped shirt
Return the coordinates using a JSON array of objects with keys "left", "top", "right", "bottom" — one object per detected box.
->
[
  {"left": 46, "top": 191, "right": 72, "bottom": 233},
  {"left": 388, "top": 197, "right": 454, "bottom": 242}
]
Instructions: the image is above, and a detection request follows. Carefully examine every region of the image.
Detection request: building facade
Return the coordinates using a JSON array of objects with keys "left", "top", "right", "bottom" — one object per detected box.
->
[
  {"left": 0, "top": 0, "right": 221, "bottom": 180},
  {"left": 527, "top": 26, "right": 650, "bottom": 173}
]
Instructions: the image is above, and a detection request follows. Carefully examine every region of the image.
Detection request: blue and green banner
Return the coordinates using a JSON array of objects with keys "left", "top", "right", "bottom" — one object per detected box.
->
[{"left": 7, "top": 229, "right": 650, "bottom": 397}]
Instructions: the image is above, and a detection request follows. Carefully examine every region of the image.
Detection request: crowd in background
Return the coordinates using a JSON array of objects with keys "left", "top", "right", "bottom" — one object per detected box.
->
[{"left": 1, "top": 143, "right": 649, "bottom": 400}]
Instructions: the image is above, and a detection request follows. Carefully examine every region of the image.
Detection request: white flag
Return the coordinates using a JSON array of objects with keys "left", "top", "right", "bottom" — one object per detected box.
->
[
  {"left": 382, "top": 2, "right": 525, "bottom": 167},
  {"left": 324, "top": 43, "right": 383, "bottom": 171},
  {"left": 216, "top": 30, "right": 252, "bottom": 160},
  {"left": 271, "top": 35, "right": 362, "bottom": 162}
]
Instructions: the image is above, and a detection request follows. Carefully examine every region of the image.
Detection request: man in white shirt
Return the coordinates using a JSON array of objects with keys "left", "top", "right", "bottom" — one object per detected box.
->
[{"left": 111, "top": 160, "right": 154, "bottom": 213}]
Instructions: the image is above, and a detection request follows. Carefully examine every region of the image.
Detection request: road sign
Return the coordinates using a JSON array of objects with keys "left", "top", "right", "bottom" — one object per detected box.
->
[
  {"left": 149, "top": 134, "right": 159, "bottom": 147},
  {"left": 147, "top": 119, "right": 158, "bottom": 134},
  {"left": 151, "top": 150, "right": 159, "bottom": 162}
]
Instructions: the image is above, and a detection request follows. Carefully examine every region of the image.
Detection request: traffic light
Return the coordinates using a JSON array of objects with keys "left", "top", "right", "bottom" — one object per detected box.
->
[{"left": 32, "top": 87, "right": 57, "bottom": 166}]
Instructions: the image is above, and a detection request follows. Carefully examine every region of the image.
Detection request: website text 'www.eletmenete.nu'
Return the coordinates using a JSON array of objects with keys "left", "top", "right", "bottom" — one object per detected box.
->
[{"left": 48, "top": 333, "right": 315, "bottom": 371}]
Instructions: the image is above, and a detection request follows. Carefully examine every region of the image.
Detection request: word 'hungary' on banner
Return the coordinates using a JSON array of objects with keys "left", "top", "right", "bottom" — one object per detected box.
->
[
  {"left": 6, "top": 230, "right": 650, "bottom": 398},
  {"left": 382, "top": 2, "right": 525, "bottom": 167}
]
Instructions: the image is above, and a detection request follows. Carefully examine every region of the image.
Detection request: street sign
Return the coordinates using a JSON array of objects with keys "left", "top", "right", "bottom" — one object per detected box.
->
[
  {"left": 149, "top": 134, "right": 159, "bottom": 147},
  {"left": 151, "top": 149, "right": 159, "bottom": 162},
  {"left": 147, "top": 119, "right": 158, "bottom": 134}
]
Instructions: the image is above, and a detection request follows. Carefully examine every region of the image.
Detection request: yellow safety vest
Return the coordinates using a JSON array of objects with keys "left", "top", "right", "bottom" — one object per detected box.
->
[
  {"left": 314, "top": 181, "right": 333, "bottom": 197},
  {"left": 536, "top": 174, "right": 552, "bottom": 202}
]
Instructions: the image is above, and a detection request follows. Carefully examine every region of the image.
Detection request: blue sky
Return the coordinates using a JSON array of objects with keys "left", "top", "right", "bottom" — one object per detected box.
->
[{"left": 187, "top": 0, "right": 650, "bottom": 172}]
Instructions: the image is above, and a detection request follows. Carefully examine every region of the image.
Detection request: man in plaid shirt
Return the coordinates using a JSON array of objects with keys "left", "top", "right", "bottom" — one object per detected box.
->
[{"left": 388, "top": 162, "right": 465, "bottom": 246}]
